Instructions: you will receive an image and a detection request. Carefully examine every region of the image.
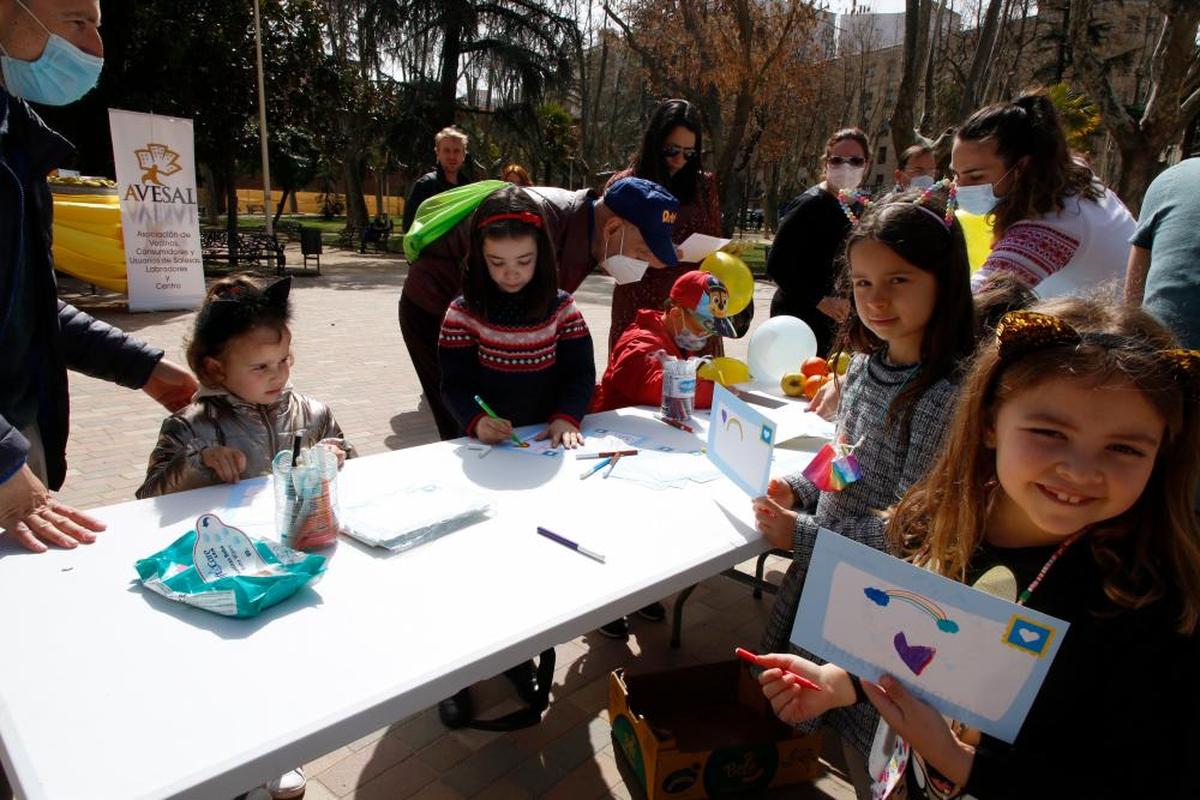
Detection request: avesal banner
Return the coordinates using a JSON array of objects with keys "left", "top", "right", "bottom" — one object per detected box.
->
[{"left": 109, "top": 108, "right": 205, "bottom": 311}]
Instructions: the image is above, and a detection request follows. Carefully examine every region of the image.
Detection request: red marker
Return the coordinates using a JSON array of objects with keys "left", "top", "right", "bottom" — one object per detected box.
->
[
  {"left": 657, "top": 416, "right": 695, "bottom": 434},
  {"left": 736, "top": 647, "right": 823, "bottom": 692}
]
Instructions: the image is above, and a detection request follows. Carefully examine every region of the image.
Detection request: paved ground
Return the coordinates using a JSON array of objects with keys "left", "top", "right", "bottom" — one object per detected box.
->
[{"left": 10, "top": 244, "right": 856, "bottom": 800}]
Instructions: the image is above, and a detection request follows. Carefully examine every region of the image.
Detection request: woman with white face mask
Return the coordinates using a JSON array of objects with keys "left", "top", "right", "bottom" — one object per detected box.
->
[
  {"left": 767, "top": 128, "right": 872, "bottom": 356},
  {"left": 952, "top": 92, "right": 1135, "bottom": 298}
]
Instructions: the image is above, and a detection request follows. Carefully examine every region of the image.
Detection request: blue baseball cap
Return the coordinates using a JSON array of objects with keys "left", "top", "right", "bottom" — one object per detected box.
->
[{"left": 603, "top": 177, "right": 680, "bottom": 267}]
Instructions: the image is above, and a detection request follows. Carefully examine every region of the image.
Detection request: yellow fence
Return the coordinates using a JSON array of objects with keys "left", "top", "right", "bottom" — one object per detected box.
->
[{"left": 234, "top": 189, "right": 403, "bottom": 217}]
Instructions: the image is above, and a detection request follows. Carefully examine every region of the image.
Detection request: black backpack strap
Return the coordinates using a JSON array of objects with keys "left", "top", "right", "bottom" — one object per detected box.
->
[{"left": 466, "top": 648, "right": 557, "bottom": 732}]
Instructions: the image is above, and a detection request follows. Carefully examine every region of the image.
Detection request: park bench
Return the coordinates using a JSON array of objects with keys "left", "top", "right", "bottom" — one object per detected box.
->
[
  {"left": 336, "top": 223, "right": 392, "bottom": 253},
  {"left": 201, "top": 229, "right": 286, "bottom": 274}
]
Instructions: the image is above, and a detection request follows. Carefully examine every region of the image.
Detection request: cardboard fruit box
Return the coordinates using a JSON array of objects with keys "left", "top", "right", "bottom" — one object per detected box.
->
[{"left": 609, "top": 660, "right": 822, "bottom": 799}]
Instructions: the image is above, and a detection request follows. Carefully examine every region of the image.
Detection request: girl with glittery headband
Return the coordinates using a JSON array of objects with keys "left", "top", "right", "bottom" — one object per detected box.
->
[{"left": 756, "top": 298, "right": 1200, "bottom": 798}]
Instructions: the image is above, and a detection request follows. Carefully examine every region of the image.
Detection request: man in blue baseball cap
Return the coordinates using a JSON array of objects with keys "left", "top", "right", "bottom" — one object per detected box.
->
[{"left": 399, "top": 175, "right": 681, "bottom": 442}]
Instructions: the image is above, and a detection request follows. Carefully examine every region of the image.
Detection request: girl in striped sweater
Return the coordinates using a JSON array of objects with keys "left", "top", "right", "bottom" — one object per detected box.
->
[{"left": 438, "top": 185, "right": 596, "bottom": 447}]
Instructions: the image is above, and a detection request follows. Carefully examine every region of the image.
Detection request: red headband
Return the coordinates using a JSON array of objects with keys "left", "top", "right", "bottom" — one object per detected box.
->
[{"left": 477, "top": 210, "right": 543, "bottom": 229}]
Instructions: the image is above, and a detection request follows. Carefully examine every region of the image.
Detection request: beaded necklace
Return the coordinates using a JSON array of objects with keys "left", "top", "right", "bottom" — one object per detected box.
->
[
  {"left": 1016, "top": 530, "right": 1084, "bottom": 606},
  {"left": 835, "top": 188, "right": 873, "bottom": 225}
]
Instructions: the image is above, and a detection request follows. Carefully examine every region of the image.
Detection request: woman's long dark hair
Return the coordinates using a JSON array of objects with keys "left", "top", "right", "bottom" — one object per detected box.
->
[
  {"left": 631, "top": 99, "right": 704, "bottom": 205},
  {"left": 464, "top": 185, "right": 559, "bottom": 321},
  {"left": 957, "top": 90, "right": 1102, "bottom": 238},
  {"left": 836, "top": 186, "right": 976, "bottom": 435}
]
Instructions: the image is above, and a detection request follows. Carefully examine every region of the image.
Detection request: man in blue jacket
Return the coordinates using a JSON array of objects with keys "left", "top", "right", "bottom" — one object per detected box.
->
[{"left": 0, "top": 0, "right": 198, "bottom": 553}]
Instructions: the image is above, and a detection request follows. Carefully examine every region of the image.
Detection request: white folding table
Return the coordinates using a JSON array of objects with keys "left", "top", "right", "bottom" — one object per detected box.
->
[{"left": 0, "top": 407, "right": 820, "bottom": 799}]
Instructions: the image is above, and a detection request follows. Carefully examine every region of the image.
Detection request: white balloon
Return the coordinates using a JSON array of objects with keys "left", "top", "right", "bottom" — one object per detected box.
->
[{"left": 746, "top": 315, "right": 818, "bottom": 385}]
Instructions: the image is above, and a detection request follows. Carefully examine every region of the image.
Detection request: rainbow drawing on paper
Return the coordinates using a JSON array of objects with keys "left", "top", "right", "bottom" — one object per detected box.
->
[
  {"left": 865, "top": 586, "right": 960, "bottom": 633},
  {"left": 719, "top": 408, "right": 745, "bottom": 440}
]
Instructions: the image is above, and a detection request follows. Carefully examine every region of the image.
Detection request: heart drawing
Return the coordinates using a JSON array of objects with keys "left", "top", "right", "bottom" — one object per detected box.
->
[{"left": 894, "top": 632, "right": 936, "bottom": 675}]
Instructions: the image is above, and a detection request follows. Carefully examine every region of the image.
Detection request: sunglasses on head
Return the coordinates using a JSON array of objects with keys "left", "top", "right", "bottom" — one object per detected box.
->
[
  {"left": 827, "top": 155, "right": 866, "bottom": 167},
  {"left": 661, "top": 146, "right": 698, "bottom": 160}
]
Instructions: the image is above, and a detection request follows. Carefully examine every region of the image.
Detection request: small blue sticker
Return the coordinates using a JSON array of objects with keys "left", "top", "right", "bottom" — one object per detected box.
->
[{"left": 1003, "top": 615, "right": 1055, "bottom": 657}]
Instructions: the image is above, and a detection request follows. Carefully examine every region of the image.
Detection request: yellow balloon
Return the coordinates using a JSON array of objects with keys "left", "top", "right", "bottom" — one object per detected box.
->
[
  {"left": 700, "top": 250, "right": 754, "bottom": 315},
  {"left": 956, "top": 209, "right": 994, "bottom": 273},
  {"left": 697, "top": 357, "right": 751, "bottom": 387}
]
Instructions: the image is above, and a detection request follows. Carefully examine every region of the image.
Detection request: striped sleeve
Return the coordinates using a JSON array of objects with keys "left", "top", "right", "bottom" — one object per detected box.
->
[{"left": 973, "top": 221, "right": 1080, "bottom": 291}]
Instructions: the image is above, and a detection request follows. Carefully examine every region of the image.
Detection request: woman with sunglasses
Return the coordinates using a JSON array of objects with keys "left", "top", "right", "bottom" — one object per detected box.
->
[
  {"left": 605, "top": 99, "right": 726, "bottom": 356},
  {"left": 767, "top": 128, "right": 872, "bottom": 356}
]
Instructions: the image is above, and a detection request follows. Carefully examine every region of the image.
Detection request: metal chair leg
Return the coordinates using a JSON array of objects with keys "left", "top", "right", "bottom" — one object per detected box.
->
[
  {"left": 669, "top": 584, "right": 698, "bottom": 649},
  {"left": 753, "top": 551, "right": 773, "bottom": 598}
]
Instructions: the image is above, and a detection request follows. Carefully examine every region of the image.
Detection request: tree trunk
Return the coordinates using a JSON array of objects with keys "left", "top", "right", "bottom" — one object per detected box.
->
[
  {"left": 1069, "top": 0, "right": 1200, "bottom": 214},
  {"left": 343, "top": 151, "right": 369, "bottom": 227},
  {"left": 957, "top": 0, "right": 1005, "bottom": 119},
  {"left": 889, "top": 0, "right": 930, "bottom": 158},
  {"left": 273, "top": 187, "right": 292, "bottom": 226},
  {"left": 437, "top": 1, "right": 466, "bottom": 127}
]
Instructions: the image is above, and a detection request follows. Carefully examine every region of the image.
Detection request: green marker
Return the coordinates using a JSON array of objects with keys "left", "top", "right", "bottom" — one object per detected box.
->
[{"left": 473, "top": 394, "right": 527, "bottom": 447}]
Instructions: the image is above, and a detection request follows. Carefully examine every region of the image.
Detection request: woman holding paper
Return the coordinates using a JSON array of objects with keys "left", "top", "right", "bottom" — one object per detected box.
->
[{"left": 605, "top": 99, "right": 728, "bottom": 355}]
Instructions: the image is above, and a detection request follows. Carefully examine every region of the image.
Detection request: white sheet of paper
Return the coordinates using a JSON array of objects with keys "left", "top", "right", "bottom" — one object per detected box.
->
[
  {"left": 677, "top": 233, "right": 733, "bottom": 264},
  {"left": 706, "top": 384, "right": 776, "bottom": 496}
]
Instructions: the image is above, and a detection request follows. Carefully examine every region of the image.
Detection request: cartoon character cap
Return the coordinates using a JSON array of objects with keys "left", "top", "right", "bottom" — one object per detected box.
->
[{"left": 669, "top": 270, "right": 735, "bottom": 338}]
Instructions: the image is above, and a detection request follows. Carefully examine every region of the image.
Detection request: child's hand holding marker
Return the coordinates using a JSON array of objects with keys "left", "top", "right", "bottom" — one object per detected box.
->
[
  {"left": 739, "top": 649, "right": 850, "bottom": 727},
  {"left": 473, "top": 395, "right": 527, "bottom": 447}
]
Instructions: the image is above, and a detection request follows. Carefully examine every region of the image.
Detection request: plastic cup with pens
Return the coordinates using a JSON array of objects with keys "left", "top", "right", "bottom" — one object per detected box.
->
[
  {"left": 273, "top": 434, "right": 341, "bottom": 550},
  {"left": 658, "top": 352, "right": 707, "bottom": 421}
]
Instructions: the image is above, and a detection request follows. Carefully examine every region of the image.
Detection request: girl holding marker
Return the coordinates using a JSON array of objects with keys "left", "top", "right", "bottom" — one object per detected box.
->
[
  {"left": 758, "top": 300, "right": 1200, "bottom": 798},
  {"left": 751, "top": 185, "right": 976, "bottom": 772},
  {"left": 437, "top": 185, "right": 596, "bottom": 448}
]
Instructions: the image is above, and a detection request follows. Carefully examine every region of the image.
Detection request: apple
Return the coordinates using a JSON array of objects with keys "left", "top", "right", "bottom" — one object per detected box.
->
[
  {"left": 781, "top": 372, "right": 806, "bottom": 397},
  {"left": 803, "top": 374, "right": 825, "bottom": 399},
  {"left": 801, "top": 357, "right": 830, "bottom": 379},
  {"left": 827, "top": 352, "right": 851, "bottom": 376}
]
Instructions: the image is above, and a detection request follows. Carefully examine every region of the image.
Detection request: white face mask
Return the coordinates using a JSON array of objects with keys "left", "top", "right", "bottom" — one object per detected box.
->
[
  {"left": 908, "top": 175, "right": 935, "bottom": 191},
  {"left": 602, "top": 226, "right": 650, "bottom": 282},
  {"left": 827, "top": 164, "right": 864, "bottom": 191}
]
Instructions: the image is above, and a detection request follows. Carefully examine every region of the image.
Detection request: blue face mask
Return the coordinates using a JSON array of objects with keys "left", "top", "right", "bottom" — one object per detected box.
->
[
  {"left": 954, "top": 165, "right": 1016, "bottom": 216},
  {"left": 0, "top": 0, "right": 103, "bottom": 106}
]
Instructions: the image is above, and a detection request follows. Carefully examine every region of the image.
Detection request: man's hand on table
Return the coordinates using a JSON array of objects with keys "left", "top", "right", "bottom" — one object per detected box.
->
[{"left": 0, "top": 465, "right": 105, "bottom": 552}]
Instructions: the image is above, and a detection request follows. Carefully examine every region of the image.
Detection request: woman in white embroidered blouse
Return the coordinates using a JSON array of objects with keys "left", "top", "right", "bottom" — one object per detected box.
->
[{"left": 951, "top": 91, "right": 1135, "bottom": 298}]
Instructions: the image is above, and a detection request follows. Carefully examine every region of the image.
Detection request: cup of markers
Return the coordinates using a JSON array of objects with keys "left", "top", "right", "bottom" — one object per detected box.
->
[{"left": 273, "top": 438, "right": 341, "bottom": 550}]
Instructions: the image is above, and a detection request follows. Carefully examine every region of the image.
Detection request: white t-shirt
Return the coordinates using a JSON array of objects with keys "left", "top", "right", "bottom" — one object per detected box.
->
[{"left": 972, "top": 187, "right": 1136, "bottom": 297}]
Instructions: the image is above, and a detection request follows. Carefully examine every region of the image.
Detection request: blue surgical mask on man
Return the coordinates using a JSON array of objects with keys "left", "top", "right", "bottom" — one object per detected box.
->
[
  {"left": 908, "top": 175, "right": 935, "bottom": 191},
  {"left": 0, "top": 0, "right": 103, "bottom": 106}
]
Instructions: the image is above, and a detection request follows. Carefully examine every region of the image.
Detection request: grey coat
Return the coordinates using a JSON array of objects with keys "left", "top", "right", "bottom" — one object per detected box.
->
[{"left": 136, "top": 386, "right": 353, "bottom": 499}]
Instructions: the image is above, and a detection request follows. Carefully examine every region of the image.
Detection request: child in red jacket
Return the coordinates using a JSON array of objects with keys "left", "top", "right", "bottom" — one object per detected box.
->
[
  {"left": 592, "top": 270, "right": 734, "bottom": 413},
  {"left": 591, "top": 269, "right": 735, "bottom": 639}
]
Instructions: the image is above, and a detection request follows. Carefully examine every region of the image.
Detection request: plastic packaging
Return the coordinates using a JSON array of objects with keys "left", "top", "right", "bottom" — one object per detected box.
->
[
  {"left": 339, "top": 482, "right": 493, "bottom": 552},
  {"left": 134, "top": 513, "right": 326, "bottom": 618},
  {"left": 273, "top": 445, "right": 340, "bottom": 550},
  {"left": 658, "top": 351, "right": 707, "bottom": 421}
]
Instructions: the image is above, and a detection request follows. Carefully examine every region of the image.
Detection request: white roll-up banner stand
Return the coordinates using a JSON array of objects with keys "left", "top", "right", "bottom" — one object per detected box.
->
[{"left": 109, "top": 108, "right": 206, "bottom": 311}]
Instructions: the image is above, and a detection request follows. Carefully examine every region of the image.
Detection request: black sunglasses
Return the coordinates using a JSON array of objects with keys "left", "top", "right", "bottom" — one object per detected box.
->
[
  {"left": 661, "top": 146, "right": 698, "bottom": 160},
  {"left": 827, "top": 155, "right": 866, "bottom": 167}
]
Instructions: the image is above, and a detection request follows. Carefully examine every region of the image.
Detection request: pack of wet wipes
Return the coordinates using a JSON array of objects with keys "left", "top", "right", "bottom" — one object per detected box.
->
[{"left": 135, "top": 514, "right": 326, "bottom": 618}]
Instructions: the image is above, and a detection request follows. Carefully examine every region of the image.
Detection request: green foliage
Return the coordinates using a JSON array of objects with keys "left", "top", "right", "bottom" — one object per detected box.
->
[{"left": 1046, "top": 82, "right": 1101, "bottom": 153}]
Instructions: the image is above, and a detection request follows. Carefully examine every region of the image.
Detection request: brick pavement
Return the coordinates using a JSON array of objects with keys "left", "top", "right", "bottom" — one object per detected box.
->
[{"left": 23, "top": 247, "right": 856, "bottom": 800}]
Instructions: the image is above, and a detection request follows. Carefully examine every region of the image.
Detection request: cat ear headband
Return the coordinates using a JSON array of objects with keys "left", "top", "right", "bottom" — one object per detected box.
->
[
  {"left": 199, "top": 276, "right": 292, "bottom": 330},
  {"left": 995, "top": 310, "right": 1200, "bottom": 393},
  {"left": 913, "top": 178, "right": 958, "bottom": 228}
]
